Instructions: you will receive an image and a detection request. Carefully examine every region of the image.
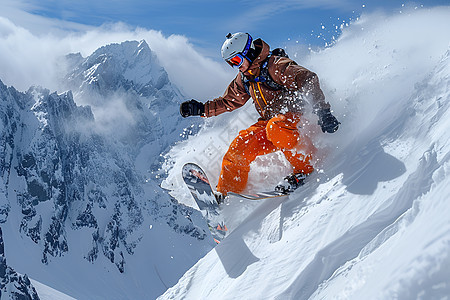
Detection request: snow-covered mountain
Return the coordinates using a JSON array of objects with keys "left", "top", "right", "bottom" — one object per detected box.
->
[
  {"left": 62, "top": 40, "right": 192, "bottom": 162},
  {"left": 160, "top": 7, "right": 450, "bottom": 300},
  {"left": 0, "top": 40, "right": 212, "bottom": 299},
  {"left": 65, "top": 40, "right": 171, "bottom": 99}
]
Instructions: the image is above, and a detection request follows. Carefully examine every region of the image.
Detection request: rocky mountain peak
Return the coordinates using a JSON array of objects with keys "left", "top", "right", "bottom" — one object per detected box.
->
[{"left": 66, "top": 40, "right": 172, "bottom": 99}]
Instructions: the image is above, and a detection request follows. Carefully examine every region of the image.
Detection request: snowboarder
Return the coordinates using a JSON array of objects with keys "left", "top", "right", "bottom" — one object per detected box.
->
[{"left": 180, "top": 32, "right": 339, "bottom": 198}]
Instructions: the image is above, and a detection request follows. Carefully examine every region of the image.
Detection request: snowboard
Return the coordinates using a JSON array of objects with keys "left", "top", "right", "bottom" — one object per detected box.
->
[
  {"left": 227, "top": 190, "right": 288, "bottom": 200},
  {"left": 182, "top": 163, "right": 228, "bottom": 243},
  {"left": 182, "top": 163, "right": 294, "bottom": 242}
]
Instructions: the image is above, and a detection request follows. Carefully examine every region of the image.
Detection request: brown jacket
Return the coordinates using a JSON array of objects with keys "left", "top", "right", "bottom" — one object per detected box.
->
[{"left": 204, "top": 39, "right": 330, "bottom": 120}]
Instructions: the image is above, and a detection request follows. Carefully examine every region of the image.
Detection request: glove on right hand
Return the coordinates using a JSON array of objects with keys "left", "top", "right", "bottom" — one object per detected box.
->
[{"left": 180, "top": 99, "right": 205, "bottom": 118}]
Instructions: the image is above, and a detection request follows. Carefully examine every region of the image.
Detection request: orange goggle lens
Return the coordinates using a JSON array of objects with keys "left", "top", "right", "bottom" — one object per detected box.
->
[{"left": 227, "top": 54, "right": 244, "bottom": 67}]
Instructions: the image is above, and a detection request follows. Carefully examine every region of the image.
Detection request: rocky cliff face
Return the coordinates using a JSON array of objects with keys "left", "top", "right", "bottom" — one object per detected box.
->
[{"left": 0, "top": 39, "right": 207, "bottom": 290}]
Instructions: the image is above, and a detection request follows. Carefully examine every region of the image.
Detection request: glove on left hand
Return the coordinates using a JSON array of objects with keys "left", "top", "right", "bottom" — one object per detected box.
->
[{"left": 317, "top": 108, "right": 340, "bottom": 133}]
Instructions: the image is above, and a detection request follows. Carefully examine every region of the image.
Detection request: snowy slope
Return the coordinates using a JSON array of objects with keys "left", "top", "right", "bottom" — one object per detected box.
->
[
  {"left": 160, "top": 7, "right": 450, "bottom": 299},
  {"left": 0, "top": 228, "right": 39, "bottom": 299},
  {"left": 30, "top": 279, "right": 75, "bottom": 300}
]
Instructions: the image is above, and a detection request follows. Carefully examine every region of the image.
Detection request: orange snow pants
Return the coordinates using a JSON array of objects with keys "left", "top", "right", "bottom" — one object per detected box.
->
[{"left": 216, "top": 113, "right": 316, "bottom": 195}]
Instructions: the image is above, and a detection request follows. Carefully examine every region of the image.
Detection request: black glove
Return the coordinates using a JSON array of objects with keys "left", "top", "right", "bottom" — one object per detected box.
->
[
  {"left": 317, "top": 108, "right": 340, "bottom": 133},
  {"left": 180, "top": 99, "right": 205, "bottom": 118}
]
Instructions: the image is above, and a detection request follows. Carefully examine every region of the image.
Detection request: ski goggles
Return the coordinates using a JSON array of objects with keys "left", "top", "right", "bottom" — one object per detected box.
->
[{"left": 226, "top": 53, "right": 245, "bottom": 68}]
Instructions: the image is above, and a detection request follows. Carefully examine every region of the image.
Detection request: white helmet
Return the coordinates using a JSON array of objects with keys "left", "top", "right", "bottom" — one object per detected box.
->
[{"left": 221, "top": 32, "right": 254, "bottom": 61}]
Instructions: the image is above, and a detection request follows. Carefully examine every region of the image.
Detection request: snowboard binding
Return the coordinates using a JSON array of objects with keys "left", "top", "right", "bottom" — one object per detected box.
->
[{"left": 275, "top": 172, "right": 307, "bottom": 194}]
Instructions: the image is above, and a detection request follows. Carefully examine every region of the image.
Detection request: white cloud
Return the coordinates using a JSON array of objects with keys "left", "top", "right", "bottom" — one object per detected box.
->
[
  {"left": 231, "top": 0, "right": 354, "bottom": 27},
  {"left": 0, "top": 9, "right": 235, "bottom": 101}
]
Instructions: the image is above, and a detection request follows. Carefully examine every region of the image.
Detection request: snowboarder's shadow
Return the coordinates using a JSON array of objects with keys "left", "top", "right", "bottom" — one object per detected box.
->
[
  {"left": 215, "top": 193, "right": 315, "bottom": 279},
  {"left": 214, "top": 237, "right": 259, "bottom": 279},
  {"left": 340, "top": 141, "right": 406, "bottom": 195},
  {"left": 215, "top": 196, "right": 290, "bottom": 278}
]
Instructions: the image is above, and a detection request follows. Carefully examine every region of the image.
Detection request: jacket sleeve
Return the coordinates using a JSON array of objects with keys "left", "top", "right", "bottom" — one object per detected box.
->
[
  {"left": 204, "top": 74, "right": 251, "bottom": 117},
  {"left": 269, "top": 56, "right": 331, "bottom": 112}
]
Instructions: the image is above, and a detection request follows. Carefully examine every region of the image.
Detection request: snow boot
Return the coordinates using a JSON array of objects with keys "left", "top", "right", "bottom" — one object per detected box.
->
[
  {"left": 275, "top": 172, "right": 307, "bottom": 194},
  {"left": 214, "top": 191, "right": 225, "bottom": 205}
]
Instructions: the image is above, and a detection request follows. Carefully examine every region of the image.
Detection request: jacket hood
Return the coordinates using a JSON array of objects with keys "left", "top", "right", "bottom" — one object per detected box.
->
[{"left": 244, "top": 38, "right": 270, "bottom": 77}]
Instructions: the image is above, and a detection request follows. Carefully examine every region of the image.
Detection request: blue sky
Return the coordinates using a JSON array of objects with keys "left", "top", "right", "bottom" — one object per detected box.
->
[{"left": 4, "top": 0, "right": 449, "bottom": 56}]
